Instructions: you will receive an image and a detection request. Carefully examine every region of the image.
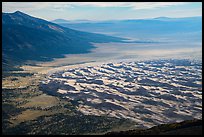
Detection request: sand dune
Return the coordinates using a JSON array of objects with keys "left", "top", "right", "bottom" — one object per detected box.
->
[{"left": 40, "top": 59, "right": 202, "bottom": 128}]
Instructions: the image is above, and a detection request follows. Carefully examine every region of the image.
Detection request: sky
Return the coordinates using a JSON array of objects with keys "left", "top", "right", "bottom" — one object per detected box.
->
[{"left": 2, "top": 2, "right": 202, "bottom": 21}]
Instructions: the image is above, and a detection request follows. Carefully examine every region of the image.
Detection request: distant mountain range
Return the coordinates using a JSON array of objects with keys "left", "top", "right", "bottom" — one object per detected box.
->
[
  {"left": 52, "top": 16, "right": 202, "bottom": 41},
  {"left": 52, "top": 19, "right": 92, "bottom": 24},
  {"left": 2, "top": 11, "right": 126, "bottom": 71},
  {"left": 52, "top": 16, "right": 202, "bottom": 24}
]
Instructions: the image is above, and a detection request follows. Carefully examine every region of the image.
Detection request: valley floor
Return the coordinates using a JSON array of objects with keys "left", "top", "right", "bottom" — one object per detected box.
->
[
  {"left": 2, "top": 56, "right": 202, "bottom": 135},
  {"left": 40, "top": 59, "right": 202, "bottom": 129}
]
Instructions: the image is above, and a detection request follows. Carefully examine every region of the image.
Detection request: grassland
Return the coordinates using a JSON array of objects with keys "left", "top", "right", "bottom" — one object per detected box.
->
[
  {"left": 2, "top": 62, "right": 135, "bottom": 135},
  {"left": 2, "top": 67, "right": 72, "bottom": 128}
]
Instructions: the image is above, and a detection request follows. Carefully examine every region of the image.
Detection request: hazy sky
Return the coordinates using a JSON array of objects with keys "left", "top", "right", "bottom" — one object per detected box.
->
[{"left": 2, "top": 2, "right": 202, "bottom": 21}]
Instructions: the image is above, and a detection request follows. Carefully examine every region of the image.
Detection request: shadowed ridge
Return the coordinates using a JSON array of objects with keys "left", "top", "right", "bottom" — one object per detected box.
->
[{"left": 106, "top": 119, "right": 202, "bottom": 135}]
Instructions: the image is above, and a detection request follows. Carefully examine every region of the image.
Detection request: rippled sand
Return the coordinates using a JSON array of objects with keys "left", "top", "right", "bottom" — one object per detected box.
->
[{"left": 40, "top": 59, "right": 202, "bottom": 128}]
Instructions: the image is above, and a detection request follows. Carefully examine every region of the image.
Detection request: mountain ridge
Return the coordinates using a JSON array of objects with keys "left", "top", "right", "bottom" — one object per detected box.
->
[
  {"left": 2, "top": 11, "right": 126, "bottom": 72},
  {"left": 51, "top": 16, "right": 202, "bottom": 23},
  {"left": 106, "top": 119, "right": 202, "bottom": 135},
  {"left": 54, "top": 16, "right": 201, "bottom": 41}
]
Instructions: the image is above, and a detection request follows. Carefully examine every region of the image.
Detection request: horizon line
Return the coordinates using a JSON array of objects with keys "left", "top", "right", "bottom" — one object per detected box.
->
[{"left": 3, "top": 10, "right": 202, "bottom": 22}]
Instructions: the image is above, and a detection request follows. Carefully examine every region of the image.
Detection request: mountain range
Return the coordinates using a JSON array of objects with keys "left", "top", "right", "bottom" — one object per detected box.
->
[
  {"left": 53, "top": 16, "right": 202, "bottom": 41},
  {"left": 52, "top": 19, "right": 92, "bottom": 24},
  {"left": 2, "top": 11, "right": 202, "bottom": 72},
  {"left": 2, "top": 11, "right": 126, "bottom": 71}
]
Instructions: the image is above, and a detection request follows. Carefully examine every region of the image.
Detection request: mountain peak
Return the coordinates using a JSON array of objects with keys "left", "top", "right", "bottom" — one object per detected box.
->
[
  {"left": 154, "top": 17, "right": 170, "bottom": 20},
  {"left": 52, "top": 19, "right": 70, "bottom": 23},
  {"left": 11, "top": 11, "right": 31, "bottom": 18},
  {"left": 13, "top": 10, "right": 26, "bottom": 15},
  {"left": 14, "top": 10, "right": 23, "bottom": 13},
  {"left": 2, "top": 11, "right": 56, "bottom": 31}
]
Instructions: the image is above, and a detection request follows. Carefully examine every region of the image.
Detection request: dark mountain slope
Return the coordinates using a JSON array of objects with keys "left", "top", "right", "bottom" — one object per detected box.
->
[
  {"left": 106, "top": 119, "right": 202, "bottom": 135},
  {"left": 2, "top": 11, "right": 126, "bottom": 72}
]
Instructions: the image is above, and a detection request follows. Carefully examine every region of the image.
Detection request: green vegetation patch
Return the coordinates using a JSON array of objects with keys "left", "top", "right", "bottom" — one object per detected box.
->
[{"left": 3, "top": 113, "right": 135, "bottom": 135}]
